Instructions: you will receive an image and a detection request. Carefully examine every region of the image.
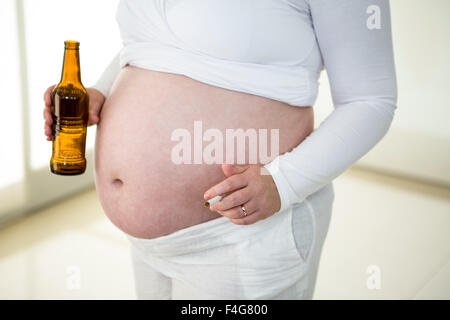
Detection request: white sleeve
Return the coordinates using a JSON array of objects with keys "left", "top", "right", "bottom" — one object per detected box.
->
[
  {"left": 91, "top": 52, "right": 121, "bottom": 98},
  {"left": 264, "top": 0, "right": 397, "bottom": 212}
]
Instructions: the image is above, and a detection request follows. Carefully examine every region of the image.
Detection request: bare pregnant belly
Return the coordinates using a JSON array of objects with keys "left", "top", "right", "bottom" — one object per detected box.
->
[{"left": 94, "top": 65, "right": 314, "bottom": 239}]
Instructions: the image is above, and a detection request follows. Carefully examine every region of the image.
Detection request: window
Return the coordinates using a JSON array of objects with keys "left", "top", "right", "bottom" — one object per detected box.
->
[
  {"left": 24, "top": 0, "right": 121, "bottom": 168},
  {"left": 0, "top": 0, "right": 23, "bottom": 189},
  {"left": 0, "top": 0, "right": 121, "bottom": 221}
]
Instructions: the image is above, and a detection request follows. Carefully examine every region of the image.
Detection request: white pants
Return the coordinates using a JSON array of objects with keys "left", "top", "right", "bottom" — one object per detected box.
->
[{"left": 127, "top": 182, "right": 334, "bottom": 300}]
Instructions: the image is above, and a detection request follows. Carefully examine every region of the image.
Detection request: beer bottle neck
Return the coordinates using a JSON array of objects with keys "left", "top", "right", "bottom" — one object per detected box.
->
[{"left": 60, "top": 42, "right": 81, "bottom": 84}]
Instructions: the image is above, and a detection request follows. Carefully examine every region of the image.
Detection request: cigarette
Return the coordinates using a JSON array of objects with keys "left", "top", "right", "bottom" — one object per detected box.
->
[{"left": 204, "top": 195, "right": 222, "bottom": 207}]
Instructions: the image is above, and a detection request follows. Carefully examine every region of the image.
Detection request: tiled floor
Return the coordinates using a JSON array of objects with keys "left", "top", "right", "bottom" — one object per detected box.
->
[{"left": 0, "top": 167, "right": 449, "bottom": 299}]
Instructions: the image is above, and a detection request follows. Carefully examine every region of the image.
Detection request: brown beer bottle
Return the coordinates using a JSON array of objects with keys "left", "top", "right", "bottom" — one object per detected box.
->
[{"left": 50, "top": 40, "right": 89, "bottom": 175}]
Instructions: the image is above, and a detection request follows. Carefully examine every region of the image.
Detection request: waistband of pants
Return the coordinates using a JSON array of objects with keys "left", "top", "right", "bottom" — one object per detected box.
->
[
  {"left": 126, "top": 182, "right": 334, "bottom": 257},
  {"left": 127, "top": 208, "right": 289, "bottom": 257}
]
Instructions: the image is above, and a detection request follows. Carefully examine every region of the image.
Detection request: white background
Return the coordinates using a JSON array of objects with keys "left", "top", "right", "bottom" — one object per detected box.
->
[{"left": 0, "top": 0, "right": 449, "bottom": 219}]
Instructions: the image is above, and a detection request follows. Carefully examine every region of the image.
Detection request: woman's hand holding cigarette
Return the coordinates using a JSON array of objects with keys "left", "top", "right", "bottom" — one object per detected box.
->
[{"left": 203, "top": 164, "right": 281, "bottom": 225}]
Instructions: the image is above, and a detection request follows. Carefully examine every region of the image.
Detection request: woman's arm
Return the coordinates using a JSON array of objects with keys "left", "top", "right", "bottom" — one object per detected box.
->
[
  {"left": 264, "top": 0, "right": 397, "bottom": 212},
  {"left": 205, "top": 0, "right": 397, "bottom": 224},
  {"left": 91, "top": 52, "right": 121, "bottom": 98}
]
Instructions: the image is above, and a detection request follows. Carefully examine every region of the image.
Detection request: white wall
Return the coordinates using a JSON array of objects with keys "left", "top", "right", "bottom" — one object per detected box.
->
[{"left": 315, "top": 0, "right": 450, "bottom": 186}]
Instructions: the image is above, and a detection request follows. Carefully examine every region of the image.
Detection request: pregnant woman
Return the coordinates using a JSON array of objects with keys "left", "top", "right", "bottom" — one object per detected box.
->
[{"left": 43, "top": 0, "right": 397, "bottom": 299}]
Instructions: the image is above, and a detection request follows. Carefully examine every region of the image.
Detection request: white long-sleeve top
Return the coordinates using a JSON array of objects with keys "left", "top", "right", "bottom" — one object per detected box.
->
[{"left": 93, "top": 0, "right": 397, "bottom": 212}]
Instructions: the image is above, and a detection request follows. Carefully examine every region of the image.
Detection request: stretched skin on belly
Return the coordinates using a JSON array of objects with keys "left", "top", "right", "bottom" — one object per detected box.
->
[{"left": 94, "top": 66, "right": 314, "bottom": 239}]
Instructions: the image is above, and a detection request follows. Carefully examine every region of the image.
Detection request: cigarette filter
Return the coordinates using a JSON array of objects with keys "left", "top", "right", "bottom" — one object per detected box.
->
[{"left": 204, "top": 195, "right": 222, "bottom": 207}]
